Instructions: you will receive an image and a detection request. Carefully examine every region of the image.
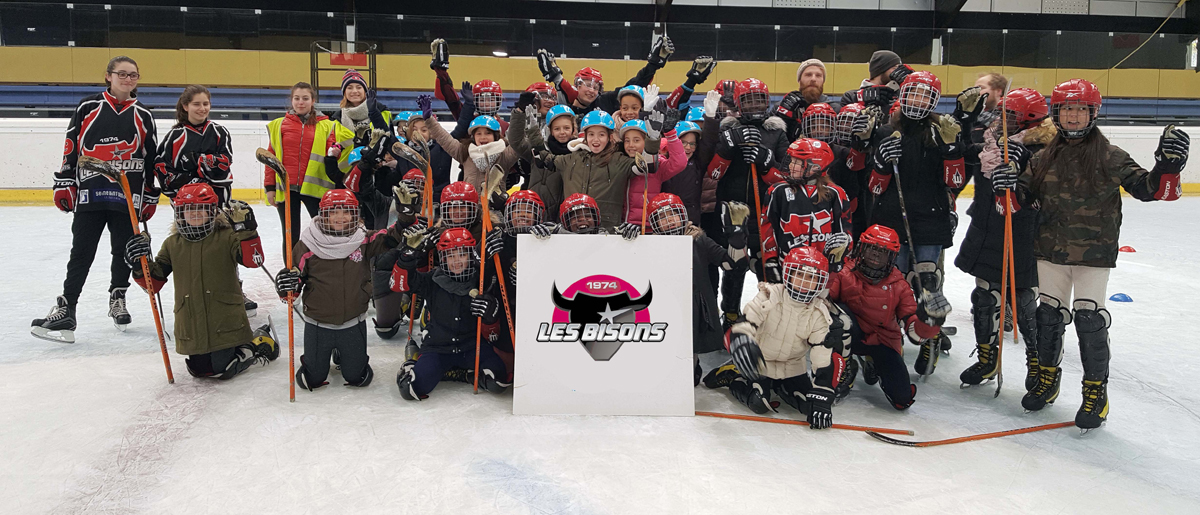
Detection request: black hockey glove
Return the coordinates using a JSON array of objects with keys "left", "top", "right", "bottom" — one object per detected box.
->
[
  {"left": 685, "top": 56, "right": 716, "bottom": 88},
  {"left": 647, "top": 33, "right": 675, "bottom": 68},
  {"left": 1155, "top": 125, "right": 1190, "bottom": 173},
  {"left": 859, "top": 84, "right": 898, "bottom": 109},
  {"left": 124, "top": 233, "right": 152, "bottom": 268},
  {"left": 775, "top": 91, "right": 806, "bottom": 121},
  {"left": 743, "top": 146, "right": 773, "bottom": 167},
  {"left": 615, "top": 222, "right": 641, "bottom": 241},
  {"left": 762, "top": 257, "right": 782, "bottom": 283},
  {"left": 729, "top": 332, "right": 765, "bottom": 381},
  {"left": 163, "top": 169, "right": 196, "bottom": 194},
  {"left": 888, "top": 64, "right": 915, "bottom": 85},
  {"left": 513, "top": 91, "right": 537, "bottom": 113},
  {"left": 874, "top": 133, "right": 903, "bottom": 169},
  {"left": 990, "top": 163, "right": 1019, "bottom": 193},
  {"left": 470, "top": 293, "right": 500, "bottom": 324},
  {"left": 536, "top": 49, "right": 563, "bottom": 84},
  {"left": 430, "top": 38, "right": 449, "bottom": 70},
  {"left": 1002, "top": 138, "right": 1032, "bottom": 172},
  {"left": 226, "top": 200, "right": 257, "bottom": 232},
  {"left": 485, "top": 228, "right": 504, "bottom": 259},
  {"left": 806, "top": 388, "right": 834, "bottom": 430},
  {"left": 915, "top": 296, "right": 947, "bottom": 328},
  {"left": 275, "top": 268, "right": 302, "bottom": 298},
  {"left": 530, "top": 222, "right": 559, "bottom": 240},
  {"left": 722, "top": 125, "right": 762, "bottom": 148}
]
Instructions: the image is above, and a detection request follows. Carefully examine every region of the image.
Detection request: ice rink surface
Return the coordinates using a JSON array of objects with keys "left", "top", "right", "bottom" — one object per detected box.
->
[{"left": 3, "top": 199, "right": 1199, "bottom": 514}]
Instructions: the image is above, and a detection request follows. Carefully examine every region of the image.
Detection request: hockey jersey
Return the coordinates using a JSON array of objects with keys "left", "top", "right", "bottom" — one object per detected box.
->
[
  {"left": 58, "top": 90, "right": 159, "bottom": 213},
  {"left": 154, "top": 120, "right": 234, "bottom": 201},
  {"left": 761, "top": 181, "right": 851, "bottom": 262}
]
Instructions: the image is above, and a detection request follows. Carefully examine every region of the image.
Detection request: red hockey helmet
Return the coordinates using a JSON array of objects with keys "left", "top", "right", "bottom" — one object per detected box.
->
[
  {"left": 401, "top": 169, "right": 425, "bottom": 193},
  {"left": 574, "top": 67, "right": 604, "bottom": 90},
  {"left": 1000, "top": 88, "right": 1049, "bottom": 133},
  {"left": 835, "top": 102, "right": 865, "bottom": 144},
  {"left": 898, "top": 71, "right": 941, "bottom": 120},
  {"left": 889, "top": 100, "right": 901, "bottom": 117},
  {"left": 440, "top": 181, "right": 481, "bottom": 228},
  {"left": 735, "top": 78, "right": 771, "bottom": 121},
  {"left": 436, "top": 227, "right": 478, "bottom": 281},
  {"left": 505, "top": 189, "right": 545, "bottom": 232},
  {"left": 472, "top": 79, "right": 503, "bottom": 116},
  {"left": 526, "top": 81, "right": 558, "bottom": 106},
  {"left": 801, "top": 103, "right": 838, "bottom": 143},
  {"left": 1050, "top": 79, "right": 1101, "bottom": 139},
  {"left": 174, "top": 183, "right": 220, "bottom": 241},
  {"left": 317, "top": 189, "right": 361, "bottom": 237},
  {"left": 783, "top": 138, "right": 836, "bottom": 184},
  {"left": 559, "top": 193, "right": 600, "bottom": 234},
  {"left": 783, "top": 246, "right": 830, "bottom": 303},
  {"left": 647, "top": 192, "right": 688, "bottom": 235},
  {"left": 853, "top": 224, "right": 901, "bottom": 282}
]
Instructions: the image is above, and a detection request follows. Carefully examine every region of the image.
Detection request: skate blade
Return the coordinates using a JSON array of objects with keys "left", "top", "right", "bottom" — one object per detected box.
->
[
  {"left": 114, "top": 322, "right": 128, "bottom": 332},
  {"left": 31, "top": 327, "right": 75, "bottom": 344},
  {"left": 245, "top": 308, "right": 257, "bottom": 318}
]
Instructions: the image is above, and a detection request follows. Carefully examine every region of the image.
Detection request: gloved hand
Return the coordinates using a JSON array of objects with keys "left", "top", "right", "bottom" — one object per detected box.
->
[
  {"left": 1001, "top": 137, "right": 1032, "bottom": 172},
  {"left": 874, "top": 132, "right": 902, "bottom": 168},
  {"left": 859, "top": 84, "right": 898, "bottom": 108},
  {"left": 470, "top": 293, "right": 500, "bottom": 323},
  {"left": 722, "top": 201, "right": 751, "bottom": 256},
  {"left": 719, "top": 80, "right": 737, "bottom": 110},
  {"left": 953, "top": 86, "right": 986, "bottom": 128},
  {"left": 805, "top": 388, "right": 834, "bottom": 430},
  {"left": 522, "top": 104, "right": 544, "bottom": 148},
  {"left": 226, "top": 199, "right": 257, "bottom": 232},
  {"left": 615, "top": 222, "right": 641, "bottom": 241},
  {"left": 722, "top": 125, "right": 761, "bottom": 147},
  {"left": 163, "top": 170, "right": 195, "bottom": 194},
  {"left": 888, "top": 64, "right": 915, "bottom": 85},
  {"left": 393, "top": 183, "right": 420, "bottom": 216},
  {"left": 646, "top": 107, "right": 665, "bottom": 141},
  {"left": 326, "top": 143, "right": 344, "bottom": 158},
  {"left": 632, "top": 151, "right": 654, "bottom": 176},
  {"left": 932, "top": 116, "right": 966, "bottom": 189},
  {"left": 536, "top": 48, "right": 563, "bottom": 84},
  {"left": 643, "top": 84, "right": 660, "bottom": 112},
  {"left": 775, "top": 91, "right": 805, "bottom": 121},
  {"left": 530, "top": 222, "right": 559, "bottom": 240},
  {"left": 537, "top": 150, "right": 557, "bottom": 172},
  {"left": 1155, "top": 124, "right": 1191, "bottom": 172},
  {"left": 916, "top": 296, "right": 947, "bottom": 327},
  {"left": 418, "top": 94, "right": 434, "bottom": 120},
  {"left": 743, "top": 146, "right": 773, "bottom": 167},
  {"left": 647, "top": 33, "right": 675, "bottom": 68},
  {"left": 513, "top": 91, "right": 537, "bottom": 113},
  {"left": 53, "top": 180, "right": 77, "bottom": 213},
  {"left": 990, "top": 163, "right": 1019, "bottom": 192},
  {"left": 763, "top": 257, "right": 782, "bottom": 283},
  {"left": 704, "top": 90, "right": 721, "bottom": 119},
  {"left": 430, "top": 38, "right": 449, "bottom": 70},
  {"left": 124, "top": 233, "right": 151, "bottom": 268},
  {"left": 824, "top": 232, "right": 851, "bottom": 271},
  {"left": 195, "top": 153, "right": 223, "bottom": 176},
  {"left": 851, "top": 107, "right": 879, "bottom": 149},
  {"left": 685, "top": 56, "right": 716, "bottom": 87},
  {"left": 275, "top": 267, "right": 302, "bottom": 298},
  {"left": 485, "top": 228, "right": 504, "bottom": 258},
  {"left": 139, "top": 195, "right": 158, "bottom": 222},
  {"left": 459, "top": 81, "right": 474, "bottom": 107},
  {"left": 729, "top": 332, "right": 765, "bottom": 381}
]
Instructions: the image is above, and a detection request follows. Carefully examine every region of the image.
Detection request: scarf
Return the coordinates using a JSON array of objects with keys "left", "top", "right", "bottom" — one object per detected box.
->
[
  {"left": 299, "top": 222, "right": 367, "bottom": 260},
  {"left": 979, "top": 125, "right": 1026, "bottom": 179},
  {"left": 340, "top": 102, "right": 370, "bottom": 131},
  {"left": 469, "top": 140, "right": 508, "bottom": 171},
  {"left": 546, "top": 135, "right": 573, "bottom": 155}
]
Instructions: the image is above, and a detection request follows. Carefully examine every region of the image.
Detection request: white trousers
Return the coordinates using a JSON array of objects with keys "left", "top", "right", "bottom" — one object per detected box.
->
[{"left": 1036, "top": 260, "right": 1111, "bottom": 310}]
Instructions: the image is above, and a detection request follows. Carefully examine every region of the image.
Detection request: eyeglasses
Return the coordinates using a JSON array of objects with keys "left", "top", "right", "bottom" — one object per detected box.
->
[
  {"left": 111, "top": 71, "right": 140, "bottom": 80},
  {"left": 680, "top": 141, "right": 697, "bottom": 149}
]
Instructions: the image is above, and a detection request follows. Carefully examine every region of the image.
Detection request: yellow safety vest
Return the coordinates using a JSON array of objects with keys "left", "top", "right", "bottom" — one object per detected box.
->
[{"left": 266, "top": 117, "right": 356, "bottom": 198}]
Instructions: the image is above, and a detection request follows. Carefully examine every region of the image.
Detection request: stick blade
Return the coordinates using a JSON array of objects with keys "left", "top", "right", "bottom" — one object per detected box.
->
[
  {"left": 77, "top": 155, "right": 121, "bottom": 181},
  {"left": 255, "top": 147, "right": 286, "bottom": 175},
  {"left": 390, "top": 141, "right": 430, "bottom": 171},
  {"left": 865, "top": 431, "right": 920, "bottom": 447}
]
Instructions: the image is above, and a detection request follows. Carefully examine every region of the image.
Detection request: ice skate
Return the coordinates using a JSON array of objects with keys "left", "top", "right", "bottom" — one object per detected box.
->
[
  {"left": 31, "top": 296, "right": 76, "bottom": 344},
  {"left": 108, "top": 287, "right": 131, "bottom": 331}
]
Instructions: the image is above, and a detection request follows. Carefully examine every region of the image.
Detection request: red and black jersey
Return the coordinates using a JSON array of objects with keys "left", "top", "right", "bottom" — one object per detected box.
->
[
  {"left": 155, "top": 120, "right": 234, "bottom": 202},
  {"left": 761, "top": 181, "right": 851, "bottom": 262},
  {"left": 57, "top": 90, "right": 159, "bottom": 213}
]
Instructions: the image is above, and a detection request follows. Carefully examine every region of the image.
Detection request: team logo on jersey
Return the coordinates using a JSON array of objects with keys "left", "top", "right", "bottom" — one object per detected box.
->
[
  {"left": 536, "top": 274, "right": 666, "bottom": 361},
  {"left": 78, "top": 141, "right": 143, "bottom": 182},
  {"left": 780, "top": 209, "right": 834, "bottom": 246}
]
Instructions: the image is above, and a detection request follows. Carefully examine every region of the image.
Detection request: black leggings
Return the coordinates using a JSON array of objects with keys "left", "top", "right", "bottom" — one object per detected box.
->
[
  {"left": 299, "top": 321, "right": 371, "bottom": 387},
  {"left": 62, "top": 209, "right": 133, "bottom": 307},
  {"left": 274, "top": 189, "right": 320, "bottom": 259}
]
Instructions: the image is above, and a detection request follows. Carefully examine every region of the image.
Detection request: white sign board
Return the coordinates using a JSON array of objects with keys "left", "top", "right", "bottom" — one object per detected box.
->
[{"left": 513, "top": 234, "right": 694, "bottom": 416}]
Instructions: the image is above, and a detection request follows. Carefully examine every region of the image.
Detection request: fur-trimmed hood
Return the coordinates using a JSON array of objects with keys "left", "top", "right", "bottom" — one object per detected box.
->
[{"left": 1021, "top": 118, "right": 1057, "bottom": 146}]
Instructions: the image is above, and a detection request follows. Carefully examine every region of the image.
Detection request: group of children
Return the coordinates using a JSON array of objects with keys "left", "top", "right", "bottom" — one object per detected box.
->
[{"left": 36, "top": 40, "right": 1189, "bottom": 432}]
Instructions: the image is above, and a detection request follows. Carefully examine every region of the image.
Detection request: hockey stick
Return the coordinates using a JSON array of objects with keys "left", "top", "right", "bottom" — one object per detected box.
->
[
  {"left": 994, "top": 79, "right": 1018, "bottom": 399},
  {"left": 140, "top": 221, "right": 172, "bottom": 343},
  {"left": 78, "top": 156, "right": 173, "bottom": 384},
  {"left": 637, "top": 153, "right": 651, "bottom": 232},
  {"left": 695, "top": 411, "right": 914, "bottom": 436},
  {"left": 482, "top": 165, "right": 517, "bottom": 344},
  {"left": 386, "top": 140, "right": 434, "bottom": 350},
  {"left": 889, "top": 159, "right": 935, "bottom": 380},
  {"left": 256, "top": 148, "right": 295, "bottom": 402},
  {"left": 748, "top": 164, "right": 769, "bottom": 275},
  {"left": 866, "top": 421, "right": 1074, "bottom": 447}
]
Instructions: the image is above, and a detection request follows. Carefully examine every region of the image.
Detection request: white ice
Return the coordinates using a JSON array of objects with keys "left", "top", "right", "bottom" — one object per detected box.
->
[{"left": 2, "top": 199, "right": 1199, "bottom": 514}]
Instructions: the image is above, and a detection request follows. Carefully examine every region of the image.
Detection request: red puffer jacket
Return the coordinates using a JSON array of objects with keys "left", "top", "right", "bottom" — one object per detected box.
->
[{"left": 827, "top": 265, "right": 939, "bottom": 355}]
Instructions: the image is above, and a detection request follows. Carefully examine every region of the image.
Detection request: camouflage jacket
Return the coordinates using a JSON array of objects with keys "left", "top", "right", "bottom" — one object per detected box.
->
[{"left": 1028, "top": 141, "right": 1168, "bottom": 268}]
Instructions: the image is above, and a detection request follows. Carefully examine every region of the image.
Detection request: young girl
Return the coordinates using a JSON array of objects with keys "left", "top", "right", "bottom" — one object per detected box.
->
[
  {"left": 535, "top": 111, "right": 640, "bottom": 229},
  {"left": 156, "top": 85, "right": 234, "bottom": 201},
  {"left": 1023, "top": 79, "right": 1187, "bottom": 430},
  {"left": 263, "top": 82, "right": 354, "bottom": 256},
  {"left": 618, "top": 118, "right": 685, "bottom": 230},
  {"left": 275, "top": 189, "right": 409, "bottom": 391},
  {"left": 512, "top": 104, "right": 576, "bottom": 219},
  {"left": 327, "top": 69, "right": 391, "bottom": 133},
  {"left": 33, "top": 56, "right": 159, "bottom": 342},
  {"left": 422, "top": 95, "right": 521, "bottom": 193},
  {"left": 123, "top": 184, "right": 277, "bottom": 378},
  {"left": 661, "top": 121, "right": 705, "bottom": 223}
]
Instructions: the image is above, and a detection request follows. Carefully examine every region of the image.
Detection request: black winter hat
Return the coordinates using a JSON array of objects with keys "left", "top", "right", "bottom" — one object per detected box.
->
[{"left": 869, "top": 51, "right": 902, "bottom": 81}]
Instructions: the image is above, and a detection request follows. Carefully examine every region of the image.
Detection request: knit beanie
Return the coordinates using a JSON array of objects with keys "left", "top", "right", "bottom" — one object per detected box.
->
[
  {"left": 341, "top": 69, "right": 367, "bottom": 95},
  {"left": 868, "top": 51, "right": 902, "bottom": 81},
  {"left": 796, "top": 59, "right": 826, "bottom": 82}
]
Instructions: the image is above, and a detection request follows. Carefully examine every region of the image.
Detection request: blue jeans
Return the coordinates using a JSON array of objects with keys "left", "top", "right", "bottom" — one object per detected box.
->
[{"left": 895, "top": 244, "right": 942, "bottom": 274}]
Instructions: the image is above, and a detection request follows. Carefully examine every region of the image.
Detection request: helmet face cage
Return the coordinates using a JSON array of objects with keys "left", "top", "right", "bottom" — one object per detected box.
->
[
  {"left": 175, "top": 203, "right": 218, "bottom": 241},
  {"left": 737, "top": 90, "right": 771, "bottom": 120},
  {"left": 852, "top": 241, "right": 897, "bottom": 282},
  {"left": 438, "top": 245, "right": 478, "bottom": 282},
  {"left": 316, "top": 205, "right": 362, "bottom": 237},
  {"left": 649, "top": 203, "right": 688, "bottom": 235},
  {"left": 783, "top": 261, "right": 829, "bottom": 304},
  {"left": 835, "top": 111, "right": 858, "bottom": 144},
  {"left": 1051, "top": 101, "right": 1097, "bottom": 139},
  {"left": 476, "top": 92, "right": 502, "bottom": 116},
  {"left": 440, "top": 200, "right": 480, "bottom": 228},
  {"left": 802, "top": 112, "right": 836, "bottom": 143},
  {"left": 899, "top": 81, "right": 940, "bottom": 120},
  {"left": 787, "top": 158, "right": 824, "bottom": 184},
  {"left": 563, "top": 204, "right": 600, "bottom": 234},
  {"left": 504, "top": 197, "right": 544, "bottom": 233},
  {"left": 401, "top": 176, "right": 425, "bottom": 197}
]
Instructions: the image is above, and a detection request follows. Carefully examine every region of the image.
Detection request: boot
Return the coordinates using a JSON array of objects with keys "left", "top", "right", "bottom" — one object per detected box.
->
[
  {"left": 834, "top": 355, "right": 857, "bottom": 403},
  {"left": 702, "top": 359, "right": 740, "bottom": 389},
  {"left": 109, "top": 287, "right": 131, "bottom": 330},
  {"left": 1021, "top": 366, "right": 1062, "bottom": 412},
  {"left": 396, "top": 360, "right": 422, "bottom": 400},
  {"left": 251, "top": 323, "right": 280, "bottom": 361},
  {"left": 31, "top": 296, "right": 77, "bottom": 343},
  {"left": 960, "top": 285, "right": 1001, "bottom": 386},
  {"left": 914, "top": 337, "right": 940, "bottom": 375},
  {"left": 1076, "top": 379, "right": 1109, "bottom": 431},
  {"left": 729, "top": 378, "right": 774, "bottom": 414},
  {"left": 478, "top": 368, "right": 510, "bottom": 394}
]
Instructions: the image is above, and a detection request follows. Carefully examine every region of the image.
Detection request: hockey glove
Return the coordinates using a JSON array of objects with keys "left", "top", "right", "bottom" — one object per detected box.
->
[
  {"left": 393, "top": 183, "right": 419, "bottom": 216},
  {"left": 1002, "top": 137, "right": 1032, "bottom": 171},
  {"left": 53, "top": 180, "right": 77, "bottom": 213},
  {"left": 647, "top": 33, "right": 675, "bottom": 68},
  {"left": 932, "top": 116, "right": 966, "bottom": 189},
  {"left": 485, "top": 228, "right": 504, "bottom": 259},
  {"left": 530, "top": 222, "right": 559, "bottom": 240},
  {"left": 722, "top": 201, "right": 751, "bottom": 263},
  {"left": 615, "top": 222, "right": 641, "bottom": 241},
  {"left": 724, "top": 125, "right": 762, "bottom": 147},
  {"left": 124, "top": 233, "right": 152, "bottom": 268},
  {"left": 990, "top": 163, "right": 1019, "bottom": 193},
  {"left": 418, "top": 94, "right": 434, "bottom": 120},
  {"left": 685, "top": 56, "right": 716, "bottom": 88},
  {"left": 646, "top": 107, "right": 666, "bottom": 141},
  {"left": 888, "top": 64, "right": 915, "bottom": 85},
  {"left": 470, "top": 293, "right": 500, "bottom": 324},
  {"left": 536, "top": 49, "right": 563, "bottom": 84},
  {"left": 275, "top": 268, "right": 302, "bottom": 298},
  {"left": 851, "top": 107, "right": 879, "bottom": 149},
  {"left": 859, "top": 84, "right": 898, "bottom": 108},
  {"left": 1155, "top": 124, "right": 1190, "bottom": 173},
  {"left": 227, "top": 200, "right": 257, "bottom": 232},
  {"left": 763, "top": 257, "right": 782, "bottom": 283},
  {"left": 729, "top": 332, "right": 765, "bottom": 381},
  {"left": 915, "top": 295, "right": 948, "bottom": 328},
  {"left": 953, "top": 86, "right": 986, "bottom": 128},
  {"left": 743, "top": 146, "right": 773, "bottom": 167},
  {"left": 163, "top": 169, "right": 196, "bottom": 194},
  {"left": 430, "top": 38, "right": 449, "bottom": 70},
  {"left": 806, "top": 388, "right": 834, "bottom": 430},
  {"left": 633, "top": 151, "right": 654, "bottom": 176},
  {"left": 775, "top": 91, "right": 806, "bottom": 121},
  {"left": 139, "top": 194, "right": 158, "bottom": 223},
  {"left": 871, "top": 131, "right": 902, "bottom": 194},
  {"left": 719, "top": 80, "right": 738, "bottom": 111},
  {"left": 824, "top": 232, "right": 852, "bottom": 272}
]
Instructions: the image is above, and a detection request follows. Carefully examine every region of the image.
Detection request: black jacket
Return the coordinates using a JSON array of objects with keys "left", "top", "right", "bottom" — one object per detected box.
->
[
  {"left": 865, "top": 116, "right": 955, "bottom": 248},
  {"left": 662, "top": 158, "right": 703, "bottom": 223},
  {"left": 689, "top": 226, "right": 731, "bottom": 354},
  {"left": 155, "top": 120, "right": 234, "bottom": 201},
  {"left": 713, "top": 115, "right": 792, "bottom": 215}
]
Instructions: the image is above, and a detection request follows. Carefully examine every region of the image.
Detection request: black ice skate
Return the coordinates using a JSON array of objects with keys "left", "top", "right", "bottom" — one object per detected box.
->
[
  {"left": 834, "top": 356, "right": 858, "bottom": 404},
  {"left": 1024, "top": 346, "right": 1040, "bottom": 392},
  {"left": 478, "top": 368, "right": 510, "bottom": 394},
  {"left": 1021, "top": 366, "right": 1062, "bottom": 412},
  {"left": 959, "top": 339, "right": 999, "bottom": 387},
  {"left": 859, "top": 355, "right": 879, "bottom": 385},
  {"left": 243, "top": 296, "right": 258, "bottom": 318},
  {"left": 109, "top": 287, "right": 131, "bottom": 331},
  {"left": 701, "top": 359, "right": 740, "bottom": 389},
  {"left": 914, "top": 337, "right": 940, "bottom": 376},
  {"left": 251, "top": 317, "right": 280, "bottom": 361},
  {"left": 31, "top": 296, "right": 77, "bottom": 344},
  {"left": 1076, "top": 379, "right": 1109, "bottom": 434},
  {"left": 729, "top": 378, "right": 776, "bottom": 415}
]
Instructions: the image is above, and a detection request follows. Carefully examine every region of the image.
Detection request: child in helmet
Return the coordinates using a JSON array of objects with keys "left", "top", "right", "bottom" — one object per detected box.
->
[
  {"left": 509, "top": 104, "right": 576, "bottom": 218},
  {"left": 827, "top": 224, "right": 943, "bottom": 410},
  {"left": 122, "top": 183, "right": 277, "bottom": 379},
  {"left": 530, "top": 193, "right": 606, "bottom": 237},
  {"left": 661, "top": 120, "right": 706, "bottom": 223},
  {"left": 724, "top": 246, "right": 842, "bottom": 428},
  {"left": 421, "top": 91, "right": 522, "bottom": 193},
  {"left": 274, "top": 189, "right": 410, "bottom": 391},
  {"left": 535, "top": 111, "right": 640, "bottom": 229},
  {"left": 617, "top": 115, "right": 686, "bottom": 234}
]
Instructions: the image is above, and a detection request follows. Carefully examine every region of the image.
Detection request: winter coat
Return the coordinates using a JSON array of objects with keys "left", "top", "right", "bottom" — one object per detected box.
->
[
  {"left": 761, "top": 181, "right": 851, "bottom": 263},
  {"left": 135, "top": 220, "right": 264, "bottom": 356},
  {"left": 525, "top": 138, "right": 572, "bottom": 222},
  {"left": 58, "top": 90, "right": 159, "bottom": 215},
  {"left": 955, "top": 119, "right": 1055, "bottom": 287},
  {"left": 543, "top": 141, "right": 639, "bottom": 229},
  {"left": 155, "top": 120, "right": 234, "bottom": 201},
  {"left": 686, "top": 224, "right": 731, "bottom": 354},
  {"left": 427, "top": 116, "right": 521, "bottom": 193},
  {"left": 625, "top": 132, "right": 686, "bottom": 224},
  {"left": 865, "top": 115, "right": 955, "bottom": 248},
  {"left": 662, "top": 159, "right": 702, "bottom": 223},
  {"left": 827, "top": 266, "right": 938, "bottom": 355},
  {"left": 827, "top": 143, "right": 864, "bottom": 224},
  {"left": 1029, "top": 131, "right": 1178, "bottom": 268},
  {"left": 429, "top": 109, "right": 474, "bottom": 203},
  {"left": 293, "top": 223, "right": 405, "bottom": 326},
  {"left": 732, "top": 282, "right": 832, "bottom": 379},
  {"left": 713, "top": 116, "right": 791, "bottom": 210},
  {"left": 327, "top": 97, "right": 391, "bottom": 134},
  {"left": 697, "top": 115, "right": 721, "bottom": 213}
]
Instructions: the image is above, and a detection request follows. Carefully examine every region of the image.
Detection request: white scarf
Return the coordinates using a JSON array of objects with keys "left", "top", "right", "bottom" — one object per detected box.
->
[
  {"left": 340, "top": 102, "right": 370, "bottom": 131},
  {"left": 469, "top": 140, "right": 507, "bottom": 171},
  {"left": 300, "top": 222, "right": 367, "bottom": 260}
]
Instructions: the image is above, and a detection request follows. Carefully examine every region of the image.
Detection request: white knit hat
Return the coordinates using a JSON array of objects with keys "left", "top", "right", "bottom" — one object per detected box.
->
[{"left": 796, "top": 59, "right": 827, "bottom": 82}]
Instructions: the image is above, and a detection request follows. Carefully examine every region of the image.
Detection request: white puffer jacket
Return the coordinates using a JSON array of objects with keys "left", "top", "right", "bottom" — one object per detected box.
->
[{"left": 731, "top": 282, "right": 833, "bottom": 379}]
